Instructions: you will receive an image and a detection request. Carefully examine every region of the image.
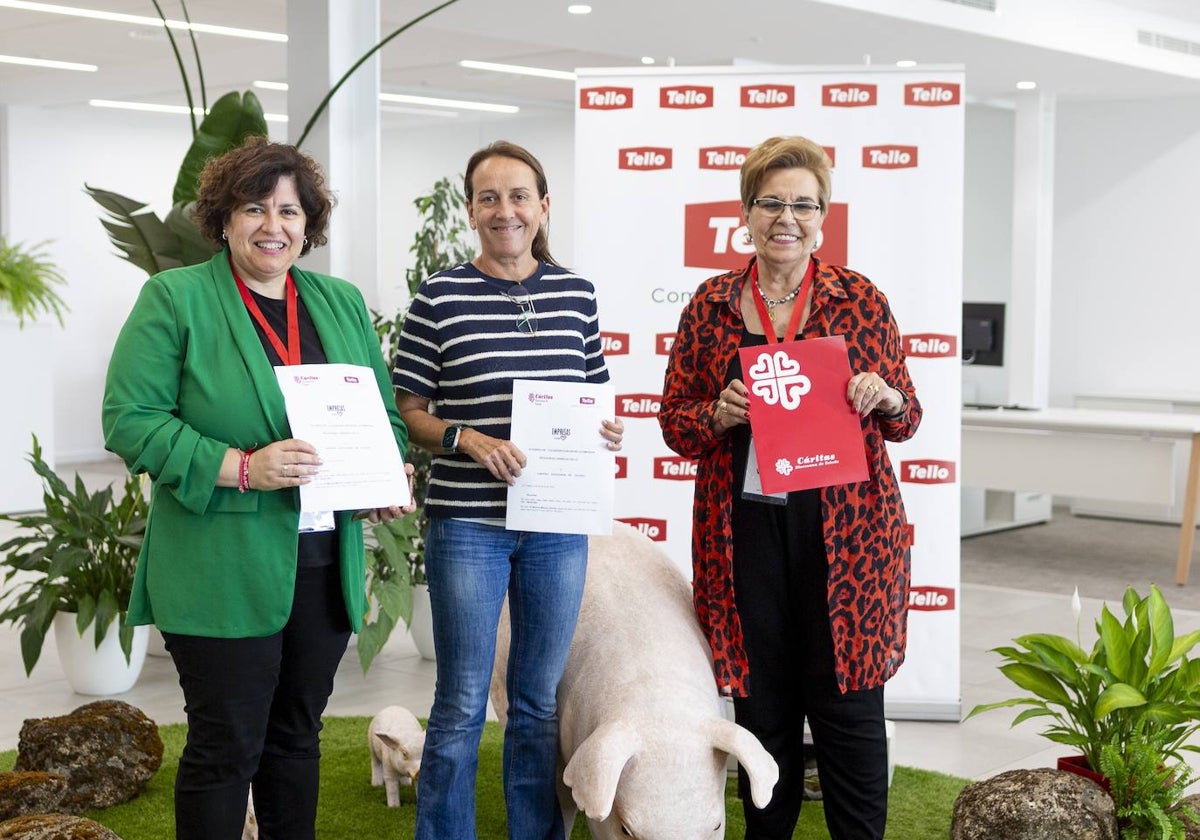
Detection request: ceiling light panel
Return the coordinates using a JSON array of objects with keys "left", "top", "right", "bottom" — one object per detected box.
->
[
  {"left": 459, "top": 60, "right": 575, "bottom": 80},
  {"left": 0, "top": 1, "right": 286, "bottom": 42},
  {"left": 0, "top": 52, "right": 96, "bottom": 71}
]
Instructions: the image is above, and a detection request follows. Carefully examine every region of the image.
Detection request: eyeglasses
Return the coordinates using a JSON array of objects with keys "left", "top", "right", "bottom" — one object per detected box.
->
[
  {"left": 505, "top": 283, "right": 538, "bottom": 336},
  {"left": 751, "top": 198, "right": 822, "bottom": 221}
]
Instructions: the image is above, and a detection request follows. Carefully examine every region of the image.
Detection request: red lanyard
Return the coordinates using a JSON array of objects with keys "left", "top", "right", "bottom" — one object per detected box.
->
[
  {"left": 749, "top": 260, "right": 815, "bottom": 345},
  {"left": 234, "top": 270, "right": 301, "bottom": 366}
]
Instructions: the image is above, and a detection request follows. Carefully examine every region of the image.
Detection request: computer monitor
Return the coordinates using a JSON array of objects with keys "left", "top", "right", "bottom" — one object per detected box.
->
[{"left": 962, "top": 302, "right": 1004, "bottom": 366}]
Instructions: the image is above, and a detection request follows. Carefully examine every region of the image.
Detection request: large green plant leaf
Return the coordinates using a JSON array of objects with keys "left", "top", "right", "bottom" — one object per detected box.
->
[
  {"left": 172, "top": 90, "right": 268, "bottom": 205},
  {"left": 164, "top": 201, "right": 218, "bottom": 266},
  {"left": 85, "top": 185, "right": 181, "bottom": 276}
]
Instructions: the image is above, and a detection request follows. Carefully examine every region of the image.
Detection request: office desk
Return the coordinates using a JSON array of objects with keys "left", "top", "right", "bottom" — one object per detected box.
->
[{"left": 961, "top": 407, "right": 1200, "bottom": 585}]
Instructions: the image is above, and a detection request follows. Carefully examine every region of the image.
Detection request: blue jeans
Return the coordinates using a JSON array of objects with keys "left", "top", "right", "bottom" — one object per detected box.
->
[{"left": 414, "top": 518, "right": 587, "bottom": 840}]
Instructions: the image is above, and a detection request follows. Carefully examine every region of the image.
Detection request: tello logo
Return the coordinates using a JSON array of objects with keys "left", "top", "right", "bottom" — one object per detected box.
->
[
  {"left": 660, "top": 85, "right": 713, "bottom": 109},
  {"left": 698, "top": 146, "right": 750, "bottom": 170},
  {"left": 740, "top": 84, "right": 793, "bottom": 108},
  {"left": 905, "top": 333, "right": 957, "bottom": 358},
  {"left": 862, "top": 145, "right": 919, "bottom": 169},
  {"left": 619, "top": 517, "right": 668, "bottom": 541},
  {"left": 654, "top": 456, "right": 697, "bottom": 481},
  {"left": 616, "top": 393, "right": 662, "bottom": 418},
  {"left": 905, "top": 82, "right": 961, "bottom": 106},
  {"left": 684, "top": 200, "right": 850, "bottom": 271},
  {"left": 656, "top": 333, "right": 676, "bottom": 355},
  {"left": 822, "top": 83, "right": 877, "bottom": 107},
  {"left": 580, "top": 87, "right": 633, "bottom": 110},
  {"left": 600, "top": 332, "right": 630, "bottom": 355},
  {"left": 901, "top": 460, "right": 956, "bottom": 484},
  {"left": 615, "top": 456, "right": 628, "bottom": 479},
  {"left": 909, "top": 586, "right": 957, "bottom": 611},
  {"left": 619, "top": 147, "right": 672, "bottom": 170}
]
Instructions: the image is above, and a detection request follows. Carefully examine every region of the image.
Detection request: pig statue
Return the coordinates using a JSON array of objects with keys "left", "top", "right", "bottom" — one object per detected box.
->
[
  {"left": 368, "top": 705, "right": 425, "bottom": 806},
  {"left": 490, "top": 522, "right": 778, "bottom": 839}
]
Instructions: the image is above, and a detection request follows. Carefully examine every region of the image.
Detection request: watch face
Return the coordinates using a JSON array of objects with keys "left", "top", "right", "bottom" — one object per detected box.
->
[{"left": 442, "top": 426, "right": 459, "bottom": 451}]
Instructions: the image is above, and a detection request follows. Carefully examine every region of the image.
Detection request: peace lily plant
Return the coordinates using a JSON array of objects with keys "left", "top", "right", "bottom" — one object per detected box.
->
[{"left": 969, "top": 585, "right": 1200, "bottom": 837}]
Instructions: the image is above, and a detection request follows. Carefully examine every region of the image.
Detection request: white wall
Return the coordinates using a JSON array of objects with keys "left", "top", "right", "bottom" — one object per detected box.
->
[
  {"left": 1050, "top": 94, "right": 1200, "bottom": 406},
  {"left": 962, "top": 104, "right": 1016, "bottom": 406}
]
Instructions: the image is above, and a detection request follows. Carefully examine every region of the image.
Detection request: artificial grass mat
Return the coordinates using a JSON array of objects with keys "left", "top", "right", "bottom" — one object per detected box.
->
[{"left": 0, "top": 717, "right": 968, "bottom": 838}]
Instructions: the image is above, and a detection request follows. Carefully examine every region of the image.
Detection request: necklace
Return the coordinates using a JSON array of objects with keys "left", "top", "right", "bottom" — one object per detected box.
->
[{"left": 754, "top": 279, "right": 802, "bottom": 323}]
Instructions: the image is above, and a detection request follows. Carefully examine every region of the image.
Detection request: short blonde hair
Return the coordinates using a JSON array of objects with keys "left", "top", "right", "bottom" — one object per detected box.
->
[{"left": 739, "top": 136, "right": 832, "bottom": 214}]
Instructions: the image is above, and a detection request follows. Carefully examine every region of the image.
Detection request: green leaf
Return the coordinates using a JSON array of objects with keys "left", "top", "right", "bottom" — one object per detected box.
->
[
  {"left": 1099, "top": 604, "right": 1133, "bottom": 683},
  {"left": 1017, "top": 633, "right": 1089, "bottom": 665},
  {"left": 172, "top": 91, "right": 268, "bottom": 205},
  {"left": 1168, "top": 630, "right": 1200, "bottom": 666},
  {"left": 84, "top": 185, "right": 180, "bottom": 276},
  {"left": 19, "top": 621, "right": 46, "bottom": 676},
  {"left": 1095, "top": 683, "right": 1147, "bottom": 719},
  {"left": 999, "top": 663, "right": 1072, "bottom": 705},
  {"left": 164, "top": 201, "right": 219, "bottom": 266}
]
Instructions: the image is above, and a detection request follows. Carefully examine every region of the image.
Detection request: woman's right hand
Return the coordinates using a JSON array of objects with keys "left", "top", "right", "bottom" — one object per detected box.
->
[
  {"left": 712, "top": 379, "right": 751, "bottom": 434},
  {"left": 457, "top": 428, "right": 527, "bottom": 486},
  {"left": 249, "top": 438, "right": 322, "bottom": 491}
]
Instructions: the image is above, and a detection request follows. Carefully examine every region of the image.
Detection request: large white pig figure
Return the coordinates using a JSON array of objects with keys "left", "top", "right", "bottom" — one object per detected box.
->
[{"left": 490, "top": 522, "right": 778, "bottom": 839}]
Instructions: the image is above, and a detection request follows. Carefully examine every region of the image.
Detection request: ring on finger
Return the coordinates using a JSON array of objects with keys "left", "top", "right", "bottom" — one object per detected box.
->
[
  {"left": 719, "top": 400, "right": 728, "bottom": 413},
  {"left": 282, "top": 464, "right": 289, "bottom": 476},
  {"left": 868, "top": 384, "right": 879, "bottom": 393}
]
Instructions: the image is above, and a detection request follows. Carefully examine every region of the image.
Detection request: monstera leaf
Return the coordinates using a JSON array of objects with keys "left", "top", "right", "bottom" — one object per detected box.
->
[{"left": 172, "top": 90, "right": 268, "bottom": 205}]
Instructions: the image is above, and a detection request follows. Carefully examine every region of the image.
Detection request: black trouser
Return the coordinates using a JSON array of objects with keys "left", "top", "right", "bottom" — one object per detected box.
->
[
  {"left": 162, "top": 562, "right": 351, "bottom": 840},
  {"left": 731, "top": 490, "right": 889, "bottom": 840}
]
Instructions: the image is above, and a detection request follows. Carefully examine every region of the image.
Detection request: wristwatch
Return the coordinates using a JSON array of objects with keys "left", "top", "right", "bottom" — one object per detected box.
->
[{"left": 442, "top": 424, "right": 466, "bottom": 453}]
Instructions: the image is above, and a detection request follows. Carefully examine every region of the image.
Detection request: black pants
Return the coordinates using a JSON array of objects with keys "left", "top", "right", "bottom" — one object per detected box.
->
[
  {"left": 162, "top": 562, "right": 351, "bottom": 840},
  {"left": 731, "top": 490, "right": 889, "bottom": 840}
]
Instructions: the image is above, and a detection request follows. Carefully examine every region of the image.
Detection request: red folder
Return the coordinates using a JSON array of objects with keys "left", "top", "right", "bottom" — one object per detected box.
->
[{"left": 739, "top": 335, "right": 869, "bottom": 494}]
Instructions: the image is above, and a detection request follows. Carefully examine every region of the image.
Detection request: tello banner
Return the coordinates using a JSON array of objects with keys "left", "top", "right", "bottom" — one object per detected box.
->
[
  {"left": 600, "top": 332, "right": 630, "bottom": 355},
  {"left": 579, "top": 87, "right": 633, "bottom": 110},
  {"left": 905, "top": 82, "right": 961, "bottom": 106},
  {"left": 909, "top": 586, "right": 956, "bottom": 611},
  {"left": 615, "top": 393, "right": 662, "bottom": 418},
  {"left": 618, "top": 517, "right": 668, "bottom": 541},
  {"left": 862, "top": 145, "right": 919, "bottom": 169},
  {"left": 740, "top": 84, "right": 793, "bottom": 108},
  {"left": 822, "top": 83, "right": 877, "bottom": 107},
  {"left": 619, "top": 147, "right": 672, "bottom": 170},
  {"left": 698, "top": 146, "right": 750, "bottom": 170},
  {"left": 905, "top": 334, "right": 957, "bottom": 358},
  {"left": 654, "top": 456, "right": 697, "bottom": 481},
  {"left": 661, "top": 85, "right": 714, "bottom": 109},
  {"left": 900, "top": 459, "right": 957, "bottom": 484},
  {"left": 683, "top": 200, "right": 850, "bottom": 271}
]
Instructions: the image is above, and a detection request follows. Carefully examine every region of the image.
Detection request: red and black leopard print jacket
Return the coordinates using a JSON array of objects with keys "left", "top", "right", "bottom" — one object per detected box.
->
[{"left": 658, "top": 256, "right": 921, "bottom": 697}]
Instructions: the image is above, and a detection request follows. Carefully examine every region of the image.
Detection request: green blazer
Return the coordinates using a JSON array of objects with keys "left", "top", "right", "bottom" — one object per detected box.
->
[{"left": 102, "top": 250, "right": 407, "bottom": 637}]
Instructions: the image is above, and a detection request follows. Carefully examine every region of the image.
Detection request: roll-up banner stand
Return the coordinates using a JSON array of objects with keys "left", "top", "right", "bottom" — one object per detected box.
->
[{"left": 574, "top": 65, "right": 963, "bottom": 720}]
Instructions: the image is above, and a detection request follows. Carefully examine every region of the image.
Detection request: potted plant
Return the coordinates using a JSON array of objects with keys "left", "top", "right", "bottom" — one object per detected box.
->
[
  {"left": 0, "top": 436, "right": 150, "bottom": 694},
  {"left": 0, "top": 237, "right": 68, "bottom": 327},
  {"left": 357, "top": 176, "right": 474, "bottom": 671},
  {"left": 968, "top": 585, "right": 1200, "bottom": 835}
]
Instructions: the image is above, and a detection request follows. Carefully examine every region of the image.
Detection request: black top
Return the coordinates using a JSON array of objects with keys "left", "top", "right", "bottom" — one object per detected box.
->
[{"left": 246, "top": 286, "right": 338, "bottom": 568}]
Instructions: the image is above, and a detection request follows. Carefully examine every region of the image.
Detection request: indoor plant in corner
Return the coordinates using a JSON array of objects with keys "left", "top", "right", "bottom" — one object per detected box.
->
[
  {"left": 0, "top": 436, "right": 150, "bottom": 695},
  {"left": 968, "top": 585, "right": 1200, "bottom": 838}
]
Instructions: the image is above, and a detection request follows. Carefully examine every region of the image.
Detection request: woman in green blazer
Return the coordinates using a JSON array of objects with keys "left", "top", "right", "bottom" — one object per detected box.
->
[{"left": 102, "top": 137, "right": 409, "bottom": 840}]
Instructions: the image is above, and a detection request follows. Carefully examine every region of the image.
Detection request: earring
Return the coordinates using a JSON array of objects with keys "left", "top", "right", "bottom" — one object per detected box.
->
[
  {"left": 812, "top": 230, "right": 823, "bottom": 252},
  {"left": 221, "top": 232, "right": 227, "bottom": 241},
  {"left": 303, "top": 236, "right": 308, "bottom": 246},
  {"left": 742, "top": 231, "right": 753, "bottom": 245}
]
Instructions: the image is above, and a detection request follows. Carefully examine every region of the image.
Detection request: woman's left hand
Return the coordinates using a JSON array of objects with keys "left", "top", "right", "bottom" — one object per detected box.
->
[
  {"left": 848, "top": 372, "right": 904, "bottom": 416},
  {"left": 358, "top": 463, "right": 418, "bottom": 524},
  {"left": 600, "top": 418, "right": 624, "bottom": 451}
]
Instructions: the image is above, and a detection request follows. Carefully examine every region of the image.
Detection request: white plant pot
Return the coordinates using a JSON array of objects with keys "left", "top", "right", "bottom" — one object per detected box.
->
[
  {"left": 54, "top": 612, "right": 149, "bottom": 695},
  {"left": 146, "top": 625, "right": 170, "bottom": 658},
  {"left": 410, "top": 583, "right": 435, "bottom": 661}
]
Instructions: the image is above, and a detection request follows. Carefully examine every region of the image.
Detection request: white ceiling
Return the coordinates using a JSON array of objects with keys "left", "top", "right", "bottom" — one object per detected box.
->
[{"left": 2, "top": 0, "right": 1200, "bottom": 126}]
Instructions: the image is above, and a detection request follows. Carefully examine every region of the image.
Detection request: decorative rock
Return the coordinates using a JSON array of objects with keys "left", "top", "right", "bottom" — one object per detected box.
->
[
  {"left": 951, "top": 768, "right": 1118, "bottom": 840},
  {"left": 13, "top": 700, "right": 163, "bottom": 813},
  {"left": 0, "top": 773, "right": 68, "bottom": 820},
  {"left": 1178, "top": 792, "right": 1200, "bottom": 840},
  {"left": 0, "top": 814, "right": 123, "bottom": 839}
]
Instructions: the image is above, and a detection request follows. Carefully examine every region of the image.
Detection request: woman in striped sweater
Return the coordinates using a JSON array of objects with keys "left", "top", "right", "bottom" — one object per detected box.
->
[{"left": 392, "top": 141, "right": 624, "bottom": 840}]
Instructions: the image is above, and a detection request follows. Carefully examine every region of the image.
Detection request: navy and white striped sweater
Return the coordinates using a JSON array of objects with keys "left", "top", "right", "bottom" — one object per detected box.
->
[{"left": 392, "top": 260, "right": 609, "bottom": 521}]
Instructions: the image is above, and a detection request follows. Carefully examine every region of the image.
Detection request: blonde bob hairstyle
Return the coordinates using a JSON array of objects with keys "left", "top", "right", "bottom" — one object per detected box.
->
[{"left": 739, "top": 136, "right": 832, "bottom": 215}]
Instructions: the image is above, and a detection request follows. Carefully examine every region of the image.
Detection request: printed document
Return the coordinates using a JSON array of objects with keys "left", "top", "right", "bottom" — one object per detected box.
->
[
  {"left": 506, "top": 379, "right": 615, "bottom": 535},
  {"left": 274, "top": 364, "right": 411, "bottom": 513}
]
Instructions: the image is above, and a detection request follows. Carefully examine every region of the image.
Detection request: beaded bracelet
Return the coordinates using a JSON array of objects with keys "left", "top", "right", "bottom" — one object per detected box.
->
[{"left": 238, "top": 447, "right": 256, "bottom": 493}]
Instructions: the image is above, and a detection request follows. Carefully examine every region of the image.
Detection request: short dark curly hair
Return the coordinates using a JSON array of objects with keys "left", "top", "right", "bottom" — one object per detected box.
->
[{"left": 192, "top": 136, "right": 334, "bottom": 256}]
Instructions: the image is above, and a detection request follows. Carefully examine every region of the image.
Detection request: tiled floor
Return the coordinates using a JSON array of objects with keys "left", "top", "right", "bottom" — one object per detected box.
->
[{"left": 2, "top": 457, "right": 1197, "bottom": 790}]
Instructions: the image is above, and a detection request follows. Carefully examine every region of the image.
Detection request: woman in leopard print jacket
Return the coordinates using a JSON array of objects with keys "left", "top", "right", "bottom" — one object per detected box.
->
[{"left": 658, "top": 136, "right": 921, "bottom": 840}]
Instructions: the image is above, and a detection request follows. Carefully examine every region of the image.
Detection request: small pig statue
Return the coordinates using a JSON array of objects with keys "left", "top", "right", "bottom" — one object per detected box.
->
[
  {"left": 490, "top": 522, "right": 778, "bottom": 839},
  {"left": 368, "top": 705, "right": 425, "bottom": 807}
]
